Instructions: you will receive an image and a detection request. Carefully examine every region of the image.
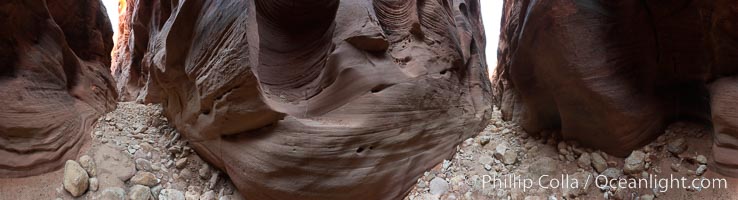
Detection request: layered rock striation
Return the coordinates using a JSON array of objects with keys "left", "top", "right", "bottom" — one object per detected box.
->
[
  {"left": 0, "top": 0, "right": 117, "bottom": 177},
  {"left": 113, "top": 0, "right": 491, "bottom": 199}
]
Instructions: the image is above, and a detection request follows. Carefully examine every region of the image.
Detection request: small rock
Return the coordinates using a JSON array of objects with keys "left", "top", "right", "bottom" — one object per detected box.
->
[
  {"left": 128, "top": 147, "right": 138, "bottom": 154},
  {"left": 130, "top": 171, "right": 159, "bottom": 186},
  {"left": 180, "top": 168, "right": 194, "bottom": 180},
  {"left": 417, "top": 181, "right": 427, "bottom": 188},
  {"left": 199, "top": 164, "right": 211, "bottom": 179},
  {"left": 478, "top": 136, "right": 491, "bottom": 146},
  {"left": 79, "top": 155, "right": 97, "bottom": 176},
  {"left": 484, "top": 164, "right": 493, "bottom": 171},
  {"left": 175, "top": 158, "right": 188, "bottom": 169},
  {"left": 591, "top": 152, "right": 607, "bottom": 173},
  {"left": 494, "top": 143, "right": 509, "bottom": 160},
  {"left": 208, "top": 172, "right": 220, "bottom": 189},
  {"left": 159, "top": 189, "right": 185, "bottom": 200},
  {"left": 442, "top": 160, "right": 452, "bottom": 172},
  {"left": 479, "top": 155, "right": 494, "bottom": 166},
  {"left": 168, "top": 146, "right": 182, "bottom": 155},
  {"left": 129, "top": 185, "right": 152, "bottom": 200},
  {"left": 503, "top": 150, "right": 517, "bottom": 165},
  {"left": 529, "top": 157, "right": 557, "bottom": 182},
  {"left": 140, "top": 143, "right": 155, "bottom": 152},
  {"left": 577, "top": 153, "right": 592, "bottom": 170},
  {"left": 667, "top": 138, "right": 687, "bottom": 155},
  {"left": 152, "top": 164, "right": 161, "bottom": 171},
  {"left": 185, "top": 186, "right": 202, "bottom": 200},
  {"left": 557, "top": 142, "right": 569, "bottom": 154},
  {"left": 565, "top": 153, "right": 576, "bottom": 162},
  {"left": 696, "top": 165, "right": 708, "bottom": 176},
  {"left": 599, "top": 168, "right": 623, "bottom": 183},
  {"left": 571, "top": 147, "right": 586, "bottom": 156},
  {"left": 151, "top": 185, "right": 163, "bottom": 198},
  {"left": 623, "top": 151, "right": 646, "bottom": 174},
  {"left": 612, "top": 188, "right": 630, "bottom": 200},
  {"left": 135, "top": 158, "right": 153, "bottom": 172},
  {"left": 97, "top": 187, "right": 126, "bottom": 200},
  {"left": 89, "top": 177, "right": 99, "bottom": 192},
  {"left": 200, "top": 190, "right": 217, "bottom": 200},
  {"left": 429, "top": 177, "right": 449, "bottom": 195},
  {"left": 640, "top": 194, "right": 655, "bottom": 200},
  {"left": 671, "top": 163, "right": 681, "bottom": 172},
  {"left": 562, "top": 172, "right": 590, "bottom": 198},
  {"left": 695, "top": 155, "right": 708, "bottom": 165},
  {"left": 63, "top": 160, "right": 89, "bottom": 197}
]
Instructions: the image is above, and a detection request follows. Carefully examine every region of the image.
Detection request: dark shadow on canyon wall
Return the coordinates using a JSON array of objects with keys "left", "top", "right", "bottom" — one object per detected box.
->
[{"left": 493, "top": 0, "right": 738, "bottom": 176}]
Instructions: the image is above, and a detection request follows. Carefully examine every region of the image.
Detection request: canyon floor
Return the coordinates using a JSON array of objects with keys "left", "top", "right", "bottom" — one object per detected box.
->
[
  {"left": 0, "top": 103, "right": 242, "bottom": 200},
  {"left": 406, "top": 108, "right": 738, "bottom": 200},
  {"left": 1, "top": 103, "right": 737, "bottom": 200}
]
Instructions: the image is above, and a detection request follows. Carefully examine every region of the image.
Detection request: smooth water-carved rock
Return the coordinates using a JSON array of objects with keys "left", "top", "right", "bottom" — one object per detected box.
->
[
  {"left": 0, "top": 0, "right": 116, "bottom": 177},
  {"left": 113, "top": 0, "right": 490, "bottom": 199},
  {"left": 494, "top": 0, "right": 738, "bottom": 176},
  {"left": 710, "top": 77, "right": 738, "bottom": 176}
]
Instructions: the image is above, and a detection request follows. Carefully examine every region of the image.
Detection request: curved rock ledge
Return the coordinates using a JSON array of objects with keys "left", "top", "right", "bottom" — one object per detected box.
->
[
  {"left": 0, "top": 0, "right": 117, "bottom": 177},
  {"left": 113, "top": 0, "right": 491, "bottom": 199}
]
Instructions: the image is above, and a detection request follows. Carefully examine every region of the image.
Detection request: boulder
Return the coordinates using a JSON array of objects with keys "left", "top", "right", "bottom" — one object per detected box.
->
[{"left": 63, "top": 160, "right": 90, "bottom": 197}]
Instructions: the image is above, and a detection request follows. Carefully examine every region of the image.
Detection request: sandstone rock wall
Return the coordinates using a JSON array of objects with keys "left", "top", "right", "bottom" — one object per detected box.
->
[
  {"left": 0, "top": 0, "right": 116, "bottom": 177},
  {"left": 494, "top": 0, "right": 738, "bottom": 176},
  {"left": 113, "top": 0, "right": 491, "bottom": 199}
]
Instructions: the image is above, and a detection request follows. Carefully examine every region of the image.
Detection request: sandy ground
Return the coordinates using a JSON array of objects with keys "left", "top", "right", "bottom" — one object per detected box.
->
[
  {"left": 0, "top": 102, "right": 240, "bottom": 200},
  {"left": 2, "top": 103, "right": 737, "bottom": 200},
  {"left": 405, "top": 107, "right": 738, "bottom": 200}
]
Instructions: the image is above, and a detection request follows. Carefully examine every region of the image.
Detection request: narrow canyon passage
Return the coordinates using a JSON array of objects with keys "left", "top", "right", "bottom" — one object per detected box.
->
[{"left": 3, "top": 0, "right": 738, "bottom": 199}]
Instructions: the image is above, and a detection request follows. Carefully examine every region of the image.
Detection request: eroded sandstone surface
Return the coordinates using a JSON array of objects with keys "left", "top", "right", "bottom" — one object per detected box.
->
[
  {"left": 112, "top": 0, "right": 491, "bottom": 199},
  {"left": 493, "top": 0, "right": 738, "bottom": 177},
  {"left": 0, "top": 0, "right": 117, "bottom": 177}
]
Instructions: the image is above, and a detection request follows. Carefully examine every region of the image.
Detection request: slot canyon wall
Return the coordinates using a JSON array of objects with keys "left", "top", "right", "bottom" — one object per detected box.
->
[
  {"left": 494, "top": 0, "right": 738, "bottom": 176},
  {"left": 112, "top": 0, "right": 491, "bottom": 199},
  {"left": 0, "top": 0, "right": 117, "bottom": 177}
]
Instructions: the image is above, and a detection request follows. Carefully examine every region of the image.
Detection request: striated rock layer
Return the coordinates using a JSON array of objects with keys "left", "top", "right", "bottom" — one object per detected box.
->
[
  {"left": 0, "top": 0, "right": 117, "bottom": 177},
  {"left": 494, "top": 0, "right": 738, "bottom": 176},
  {"left": 113, "top": 0, "right": 490, "bottom": 199}
]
